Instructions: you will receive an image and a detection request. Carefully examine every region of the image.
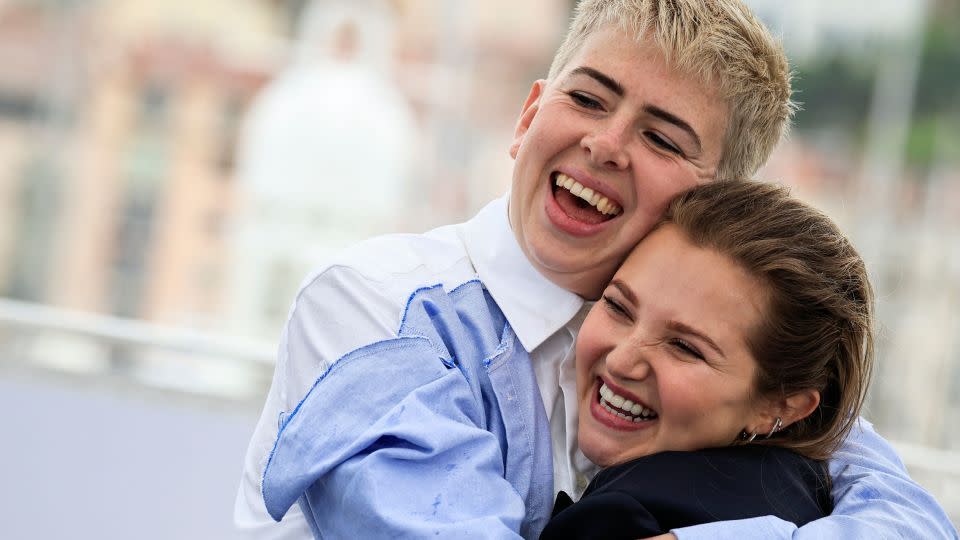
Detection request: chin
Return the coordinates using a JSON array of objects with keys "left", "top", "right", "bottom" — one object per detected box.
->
[{"left": 578, "top": 432, "right": 623, "bottom": 468}]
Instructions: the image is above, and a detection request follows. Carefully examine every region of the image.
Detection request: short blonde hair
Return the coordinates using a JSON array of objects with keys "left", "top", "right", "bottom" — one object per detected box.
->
[{"left": 548, "top": 0, "right": 796, "bottom": 181}]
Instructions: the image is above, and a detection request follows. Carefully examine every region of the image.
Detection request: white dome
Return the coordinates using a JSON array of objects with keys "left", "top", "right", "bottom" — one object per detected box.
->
[
  {"left": 228, "top": 0, "right": 417, "bottom": 337},
  {"left": 237, "top": 61, "right": 415, "bottom": 223}
]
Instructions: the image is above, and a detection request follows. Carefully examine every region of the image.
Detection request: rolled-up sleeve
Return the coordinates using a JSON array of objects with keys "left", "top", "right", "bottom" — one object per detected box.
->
[
  {"left": 235, "top": 266, "right": 402, "bottom": 538},
  {"left": 261, "top": 336, "right": 527, "bottom": 539}
]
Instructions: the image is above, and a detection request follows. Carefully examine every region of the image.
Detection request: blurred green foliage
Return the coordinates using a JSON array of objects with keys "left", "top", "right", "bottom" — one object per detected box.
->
[
  {"left": 793, "top": 4, "right": 960, "bottom": 169},
  {"left": 792, "top": 56, "right": 873, "bottom": 132}
]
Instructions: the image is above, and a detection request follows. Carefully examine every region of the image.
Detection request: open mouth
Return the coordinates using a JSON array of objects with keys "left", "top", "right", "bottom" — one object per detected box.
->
[
  {"left": 551, "top": 172, "right": 622, "bottom": 225},
  {"left": 597, "top": 381, "right": 658, "bottom": 423}
]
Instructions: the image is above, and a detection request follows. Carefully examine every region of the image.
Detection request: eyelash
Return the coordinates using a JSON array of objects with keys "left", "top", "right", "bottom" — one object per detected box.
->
[
  {"left": 645, "top": 132, "right": 682, "bottom": 156},
  {"left": 602, "top": 295, "right": 629, "bottom": 318},
  {"left": 670, "top": 339, "right": 704, "bottom": 360},
  {"left": 568, "top": 91, "right": 603, "bottom": 110},
  {"left": 602, "top": 295, "right": 705, "bottom": 360}
]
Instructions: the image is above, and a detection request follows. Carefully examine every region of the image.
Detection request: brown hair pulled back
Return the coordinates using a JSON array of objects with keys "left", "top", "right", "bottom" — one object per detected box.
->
[{"left": 663, "top": 180, "right": 874, "bottom": 460}]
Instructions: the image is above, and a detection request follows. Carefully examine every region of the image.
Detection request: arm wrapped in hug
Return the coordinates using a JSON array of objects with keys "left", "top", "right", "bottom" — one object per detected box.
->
[{"left": 261, "top": 282, "right": 555, "bottom": 539}]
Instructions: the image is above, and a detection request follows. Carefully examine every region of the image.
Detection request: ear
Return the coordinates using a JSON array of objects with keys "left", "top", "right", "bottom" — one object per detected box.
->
[
  {"left": 509, "top": 79, "right": 547, "bottom": 159},
  {"left": 751, "top": 390, "right": 821, "bottom": 435}
]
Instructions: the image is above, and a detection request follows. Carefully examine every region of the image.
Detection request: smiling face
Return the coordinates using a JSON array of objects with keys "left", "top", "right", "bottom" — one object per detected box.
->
[
  {"left": 575, "top": 224, "right": 771, "bottom": 467},
  {"left": 508, "top": 24, "right": 728, "bottom": 299}
]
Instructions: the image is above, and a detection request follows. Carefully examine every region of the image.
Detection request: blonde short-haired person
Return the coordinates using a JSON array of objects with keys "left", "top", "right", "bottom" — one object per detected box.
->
[
  {"left": 542, "top": 181, "right": 872, "bottom": 538},
  {"left": 236, "top": 1, "right": 957, "bottom": 538}
]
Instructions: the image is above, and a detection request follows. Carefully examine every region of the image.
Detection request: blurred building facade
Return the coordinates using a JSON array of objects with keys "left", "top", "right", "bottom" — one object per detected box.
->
[
  {"left": 0, "top": 0, "right": 567, "bottom": 335},
  {"left": 0, "top": 0, "right": 280, "bottom": 330}
]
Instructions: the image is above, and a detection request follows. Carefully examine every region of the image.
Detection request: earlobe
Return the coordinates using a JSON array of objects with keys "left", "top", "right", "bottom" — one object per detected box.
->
[{"left": 510, "top": 79, "right": 546, "bottom": 159}]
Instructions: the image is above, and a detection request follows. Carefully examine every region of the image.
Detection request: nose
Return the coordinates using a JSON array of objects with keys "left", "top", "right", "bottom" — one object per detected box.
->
[
  {"left": 582, "top": 117, "right": 631, "bottom": 170},
  {"left": 604, "top": 337, "right": 657, "bottom": 382}
]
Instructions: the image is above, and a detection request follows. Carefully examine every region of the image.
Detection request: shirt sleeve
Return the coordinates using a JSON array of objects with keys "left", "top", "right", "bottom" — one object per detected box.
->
[
  {"left": 234, "top": 266, "right": 401, "bottom": 539},
  {"left": 259, "top": 333, "right": 528, "bottom": 539},
  {"left": 671, "top": 418, "right": 959, "bottom": 540}
]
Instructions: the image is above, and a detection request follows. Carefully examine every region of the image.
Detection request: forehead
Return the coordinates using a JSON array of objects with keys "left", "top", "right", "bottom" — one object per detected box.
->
[
  {"left": 560, "top": 23, "right": 710, "bottom": 92},
  {"left": 618, "top": 225, "right": 766, "bottom": 344},
  {"left": 557, "top": 24, "right": 728, "bottom": 146}
]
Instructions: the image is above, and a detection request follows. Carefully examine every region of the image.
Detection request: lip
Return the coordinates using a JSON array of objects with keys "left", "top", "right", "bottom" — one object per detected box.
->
[
  {"left": 589, "top": 377, "right": 656, "bottom": 432},
  {"left": 544, "top": 167, "right": 624, "bottom": 237}
]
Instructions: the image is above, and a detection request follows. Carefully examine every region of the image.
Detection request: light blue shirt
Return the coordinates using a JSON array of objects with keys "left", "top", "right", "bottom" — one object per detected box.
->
[{"left": 262, "top": 281, "right": 554, "bottom": 538}]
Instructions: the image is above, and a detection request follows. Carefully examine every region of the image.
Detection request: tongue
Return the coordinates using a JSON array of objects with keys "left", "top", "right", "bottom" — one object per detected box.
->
[{"left": 555, "top": 187, "right": 608, "bottom": 225}]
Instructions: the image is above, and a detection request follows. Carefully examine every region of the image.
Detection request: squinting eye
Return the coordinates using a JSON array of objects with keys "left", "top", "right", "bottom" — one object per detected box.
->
[
  {"left": 602, "top": 295, "right": 629, "bottom": 318},
  {"left": 569, "top": 91, "right": 603, "bottom": 110},
  {"left": 646, "top": 132, "right": 682, "bottom": 155},
  {"left": 671, "top": 339, "right": 704, "bottom": 360}
]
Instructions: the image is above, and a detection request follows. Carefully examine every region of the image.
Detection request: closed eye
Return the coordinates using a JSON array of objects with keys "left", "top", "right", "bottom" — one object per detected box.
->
[
  {"left": 670, "top": 338, "right": 704, "bottom": 360},
  {"left": 602, "top": 295, "right": 631, "bottom": 320},
  {"left": 645, "top": 131, "right": 682, "bottom": 156}
]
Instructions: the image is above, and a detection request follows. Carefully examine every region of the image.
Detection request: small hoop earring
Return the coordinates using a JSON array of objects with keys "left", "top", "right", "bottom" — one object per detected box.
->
[{"left": 765, "top": 417, "right": 783, "bottom": 439}]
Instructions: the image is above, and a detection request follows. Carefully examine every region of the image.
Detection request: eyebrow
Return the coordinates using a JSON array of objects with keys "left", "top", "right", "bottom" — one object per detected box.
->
[
  {"left": 610, "top": 279, "right": 725, "bottom": 358},
  {"left": 643, "top": 105, "right": 703, "bottom": 154},
  {"left": 610, "top": 279, "right": 637, "bottom": 304},
  {"left": 667, "top": 320, "right": 725, "bottom": 358},
  {"left": 568, "top": 66, "right": 704, "bottom": 154},
  {"left": 569, "top": 66, "right": 624, "bottom": 96}
]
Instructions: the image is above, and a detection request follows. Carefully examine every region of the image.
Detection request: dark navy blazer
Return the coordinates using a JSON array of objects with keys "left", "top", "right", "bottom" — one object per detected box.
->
[{"left": 541, "top": 445, "right": 831, "bottom": 539}]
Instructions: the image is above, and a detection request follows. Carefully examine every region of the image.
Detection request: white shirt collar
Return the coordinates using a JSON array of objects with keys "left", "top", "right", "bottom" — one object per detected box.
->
[{"left": 462, "top": 194, "right": 585, "bottom": 352}]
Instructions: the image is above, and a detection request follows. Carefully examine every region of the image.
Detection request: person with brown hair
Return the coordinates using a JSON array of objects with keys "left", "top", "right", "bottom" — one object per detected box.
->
[{"left": 543, "top": 180, "right": 874, "bottom": 538}]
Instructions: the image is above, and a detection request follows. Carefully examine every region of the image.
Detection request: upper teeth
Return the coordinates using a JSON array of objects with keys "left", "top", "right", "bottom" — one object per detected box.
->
[
  {"left": 555, "top": 173, "right": 622, "bottom": 216},
  {"left": 599, "top": 382, "right": 657, "bottom": 421}
]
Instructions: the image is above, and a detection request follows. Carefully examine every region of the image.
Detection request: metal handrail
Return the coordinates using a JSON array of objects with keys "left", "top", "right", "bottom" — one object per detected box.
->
[{"left": 0, "top": 297, "right": 275, "bottom": 365}]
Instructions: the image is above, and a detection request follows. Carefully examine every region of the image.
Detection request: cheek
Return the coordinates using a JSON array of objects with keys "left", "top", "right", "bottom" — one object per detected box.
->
[
  {"left": 631, "top": 163, "right": 702, "bottom": 215},
  {"left": 574, "top": 335, "right": 597, "bottom": 384},
  {"left": 660, "top": 373, "right": 726, "bottom": 416},
  {"left": 575, "top": 318, "right": 607, "bottom": 378},
  {"left": 657, "top": 378, "right": 700, "bottom": 421},
  {"left": 522, "top": 109, "right": 565, "bottom": 151},
  {"left": 661, "top": 378, "right": 752, "bottom": 434}
]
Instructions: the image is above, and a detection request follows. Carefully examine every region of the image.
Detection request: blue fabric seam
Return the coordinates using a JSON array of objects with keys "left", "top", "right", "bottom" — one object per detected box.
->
[
  {"left": 495, "top": 321, "right": 553, "bottom": 520},
  {"left": 280, "top": 262, "right": 396, "bottom": 400},
  {"left": 480, "top": 322, "right": 549, "bottom": 521},
  {"left": 397, "top": 279, "right": 486, "bottom": 333},
  {"left": 261, "top": 334, "right": 432, "bottom": 510},
  {"left": 397, "top": 283, "right": 446, "bottom": 336},
  {"left": 447, "top": 278, "right": 485, "bottom": 299},
  {"left": 484, "top": 320, "right": 516, "bottom": 371},
  {"left": 499, "top": 336, "right": 538, "bottom": 511},
  {"left": 397, "top": 280, "right": 487, "bottom": 367}
]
